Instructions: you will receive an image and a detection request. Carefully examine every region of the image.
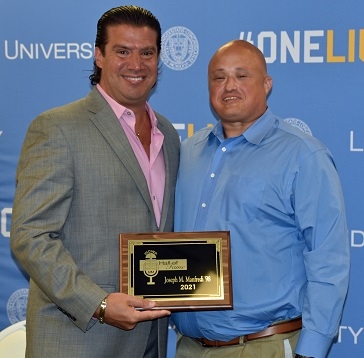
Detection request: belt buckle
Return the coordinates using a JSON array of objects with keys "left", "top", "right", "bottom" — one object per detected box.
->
[{"left": 196, "top": 338, "right": 210, "bottom": 347}]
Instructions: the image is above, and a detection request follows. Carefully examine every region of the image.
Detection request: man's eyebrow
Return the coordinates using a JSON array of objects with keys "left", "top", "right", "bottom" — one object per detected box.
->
[
  {"left": 211, "top": 67, "right": 248, "bottom": 73},
  {"left": 111, "top": 44, "right": 157, "bottom": 52},
  {"left": 110, "top": 44, "right": 127, "bottom": 51},
  {"left": 140, "top": 46, "right": 158, "bottom": 52}
]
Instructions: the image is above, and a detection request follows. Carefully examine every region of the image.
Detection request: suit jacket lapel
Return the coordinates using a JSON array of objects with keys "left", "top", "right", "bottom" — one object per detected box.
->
[
  {"left": 157, "top": 116, "right": 174, "bottom": 232},
  {"left": 86, "top": 88, "right": 154, "bottom": 215}
]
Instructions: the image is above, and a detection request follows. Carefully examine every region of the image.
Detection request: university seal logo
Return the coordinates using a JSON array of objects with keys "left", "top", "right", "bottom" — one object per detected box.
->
[
  {"left": 161, "top": 26, "right": 199, "bottom": 71},
  {"left": 7, "top": 288, "right": 28, "bottom": 323},
  {"left": 284, "top": 118, "right": 313, "bottom": 136}
]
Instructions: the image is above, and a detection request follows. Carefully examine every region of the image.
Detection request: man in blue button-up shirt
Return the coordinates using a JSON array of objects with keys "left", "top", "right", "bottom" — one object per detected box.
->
[{"left": 172, "top": 40, "right": 350, "bottom": 358}]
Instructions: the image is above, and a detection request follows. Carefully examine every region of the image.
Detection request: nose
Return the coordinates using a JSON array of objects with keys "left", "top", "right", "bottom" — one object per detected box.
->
[
  {"left": 128, "top": 52, "right": 142, "bottom": 70},
  {"left": 225, "top": 76, "right": 237, "bottom": 91}
]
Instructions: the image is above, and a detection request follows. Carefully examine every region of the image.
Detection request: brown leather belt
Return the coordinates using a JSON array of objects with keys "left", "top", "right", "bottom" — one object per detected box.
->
[{"left": 195, "top": 317, "right": 302, "bottom": 347}]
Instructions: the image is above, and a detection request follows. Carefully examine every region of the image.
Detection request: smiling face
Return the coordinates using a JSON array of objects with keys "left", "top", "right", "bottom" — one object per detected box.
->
[
  {"left": 95, "top": 24, "right": 159, "bottom": 112},
  {"left": 208, "top": 40, "right": 272, "bottom": 136}
]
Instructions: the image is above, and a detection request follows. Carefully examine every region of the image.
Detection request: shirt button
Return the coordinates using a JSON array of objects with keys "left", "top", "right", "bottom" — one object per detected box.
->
[
  {"left": 201, "top": 203, "right": 207, "bottom": 208},
  {"left": 222, "top": 147, "right": 227, "bottom": 152},
  {"left": 210, "top": 173, "right": 215, "bottom": 178},
  {"left": 127, "top": 111, "right": 131, "bottom": 115}
]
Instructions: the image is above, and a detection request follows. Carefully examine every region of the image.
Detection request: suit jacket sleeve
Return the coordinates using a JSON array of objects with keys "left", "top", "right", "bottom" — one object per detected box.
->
[{"left": 10, "top": 110, "right": 108, "bottom": 332}]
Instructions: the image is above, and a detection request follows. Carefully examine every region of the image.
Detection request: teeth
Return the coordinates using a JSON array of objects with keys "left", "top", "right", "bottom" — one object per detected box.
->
[
  {"left": 224, "top": 97, "right": 238, "bottom": 101},
  {"left": 124, "top": 76, "right": 143, "bottom": 82}
]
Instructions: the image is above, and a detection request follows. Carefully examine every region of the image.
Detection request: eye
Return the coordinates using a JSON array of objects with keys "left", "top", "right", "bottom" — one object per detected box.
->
[
  {"left": 141, "top": 49, "right": 157, "bottom": 58},
  {"left": 212, "top": 75, "right": 225, "bottom": 81},
  {"left": 117, "top": 49, "right": 129, "bottom": 56}
]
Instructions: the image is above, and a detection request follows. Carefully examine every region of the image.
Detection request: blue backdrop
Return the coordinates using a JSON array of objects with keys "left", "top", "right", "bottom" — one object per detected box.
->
[{"left": 1, "top": 1, "right": 363, "bottom": 357}]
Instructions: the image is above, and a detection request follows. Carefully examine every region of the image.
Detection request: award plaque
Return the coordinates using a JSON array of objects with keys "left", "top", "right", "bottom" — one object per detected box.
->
[{"left": 119, "top": 231, "right": 232, "bottom": 311}]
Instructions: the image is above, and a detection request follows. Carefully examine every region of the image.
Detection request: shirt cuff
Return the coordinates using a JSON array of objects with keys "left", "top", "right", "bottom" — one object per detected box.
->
[{"left": 295, "top": 328, "right": 333, "bottom": 358}]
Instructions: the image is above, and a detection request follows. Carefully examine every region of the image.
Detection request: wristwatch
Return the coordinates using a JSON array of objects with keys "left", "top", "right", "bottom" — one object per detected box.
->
[{"left": 295, "top": 355, "right": 314, "bottom": 358}]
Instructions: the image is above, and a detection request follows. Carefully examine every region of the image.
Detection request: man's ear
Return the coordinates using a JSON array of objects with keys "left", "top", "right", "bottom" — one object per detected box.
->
[
  {"left": 264, "top": 75, "right": 273, "bottom": 95},
  {"left": 95, "top": 47, "right": 103, "bottom": 68}
]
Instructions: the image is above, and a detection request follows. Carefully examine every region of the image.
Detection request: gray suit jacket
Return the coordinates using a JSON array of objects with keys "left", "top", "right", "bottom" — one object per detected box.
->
[{"left": 10, "top": 87, "right": 180, "bottom": 357}]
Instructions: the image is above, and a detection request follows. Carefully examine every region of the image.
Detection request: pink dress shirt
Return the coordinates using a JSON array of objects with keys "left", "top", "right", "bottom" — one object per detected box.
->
[{"left": 96, "top": 84, "right": 165, "bottom": 228}]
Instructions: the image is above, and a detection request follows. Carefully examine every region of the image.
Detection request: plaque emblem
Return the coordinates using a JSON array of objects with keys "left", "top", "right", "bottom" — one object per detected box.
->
[{"left": 143, "top": 250, "right": 159, "bottom": 285}]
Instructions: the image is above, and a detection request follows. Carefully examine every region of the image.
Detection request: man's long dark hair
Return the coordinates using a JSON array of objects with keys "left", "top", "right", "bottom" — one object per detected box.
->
[{"left": 89, "top": 5, "right": 162, "bottom": 85}]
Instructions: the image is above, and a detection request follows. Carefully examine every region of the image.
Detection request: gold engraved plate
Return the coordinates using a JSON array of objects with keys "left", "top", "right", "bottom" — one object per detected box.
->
[{"left": 120, "top": 231, "right": 233, "bottom": 311}]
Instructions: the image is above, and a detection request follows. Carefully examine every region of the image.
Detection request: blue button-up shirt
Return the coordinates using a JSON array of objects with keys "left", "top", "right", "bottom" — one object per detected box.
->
[{"left": 172, "top": 108, "right": 350, "bottom": 358}]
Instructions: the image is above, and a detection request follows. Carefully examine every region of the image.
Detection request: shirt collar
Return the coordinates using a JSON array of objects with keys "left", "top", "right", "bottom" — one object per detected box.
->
[
  {"left": 208, "top": 108, "right": 275, "bottom": 145},
  {"left": 96, "top": 84, "right": 157, "bottom": 127}
]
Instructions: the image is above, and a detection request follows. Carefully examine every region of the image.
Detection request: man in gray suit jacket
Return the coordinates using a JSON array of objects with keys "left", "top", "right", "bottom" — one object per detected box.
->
[{"left": 10, "top": 6, "right": 180, "bottom": 357}]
